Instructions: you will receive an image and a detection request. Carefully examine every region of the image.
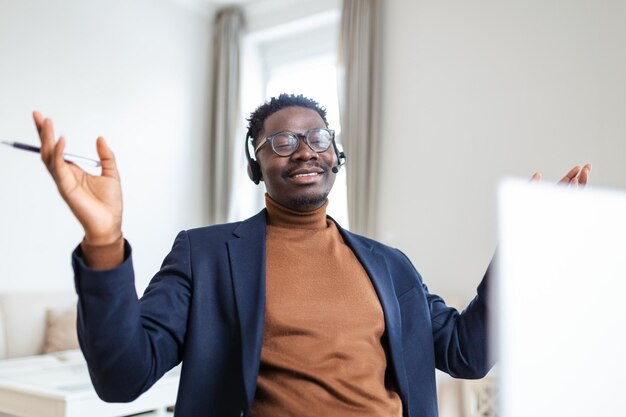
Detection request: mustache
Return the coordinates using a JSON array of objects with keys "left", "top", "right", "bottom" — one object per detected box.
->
[{"left": 282, "top": 162, "right": 328, "bottom": 178}]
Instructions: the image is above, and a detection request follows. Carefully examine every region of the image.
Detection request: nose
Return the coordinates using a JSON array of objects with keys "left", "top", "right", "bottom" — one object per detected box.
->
[{"left": 291, "top": 135, "right": 318, "bottom": 161}]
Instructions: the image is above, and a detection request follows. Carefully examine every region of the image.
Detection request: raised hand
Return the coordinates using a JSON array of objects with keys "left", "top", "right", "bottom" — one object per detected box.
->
[
  {"left": 530, "top": 163, "right": 592, "bottom": 187},
  {"left": 33, "top": 111, "right": 123, "bottom": 246}
]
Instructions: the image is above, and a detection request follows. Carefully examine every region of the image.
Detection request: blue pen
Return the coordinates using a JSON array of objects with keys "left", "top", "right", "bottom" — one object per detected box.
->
[{"left": 1, "top": 140, "right": 101, "bottom": 167}]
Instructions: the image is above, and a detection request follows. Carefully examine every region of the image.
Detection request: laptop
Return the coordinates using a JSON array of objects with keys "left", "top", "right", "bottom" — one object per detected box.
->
[{"left": 496, "top": 179, "right": 626, "bottom": 417}]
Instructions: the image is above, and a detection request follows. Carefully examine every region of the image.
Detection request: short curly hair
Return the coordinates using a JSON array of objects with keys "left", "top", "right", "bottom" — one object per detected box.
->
[{"left": 246, "top": 93, "right": 329, "bottom": 144}]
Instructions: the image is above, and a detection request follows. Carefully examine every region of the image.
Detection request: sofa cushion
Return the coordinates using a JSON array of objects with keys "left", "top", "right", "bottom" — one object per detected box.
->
[
  {"left": 0, "top": 292, "right": 77, "bottom": 359},
  {"left": 43, "top": 308, "right": 79, "bottom": 354}
]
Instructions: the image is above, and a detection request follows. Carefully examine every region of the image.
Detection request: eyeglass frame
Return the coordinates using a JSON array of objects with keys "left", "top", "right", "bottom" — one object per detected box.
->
[{"left": 253, "top": 128, "right": 336, "bottom": 157}]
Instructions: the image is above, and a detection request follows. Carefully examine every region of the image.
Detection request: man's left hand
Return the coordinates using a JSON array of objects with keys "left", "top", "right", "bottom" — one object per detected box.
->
[{"left": 530, "top": 163, "right": 592, "bottom": 187}]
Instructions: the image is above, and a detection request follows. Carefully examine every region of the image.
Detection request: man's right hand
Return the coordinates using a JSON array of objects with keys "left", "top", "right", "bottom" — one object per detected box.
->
[{"left": 33, "top": 111, "right": 123, "bottom": 247}]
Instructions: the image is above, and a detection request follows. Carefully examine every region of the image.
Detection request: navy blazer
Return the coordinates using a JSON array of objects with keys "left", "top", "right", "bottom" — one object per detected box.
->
[{"left": 73, "top": 209, "right": 492, "bottom": 417}]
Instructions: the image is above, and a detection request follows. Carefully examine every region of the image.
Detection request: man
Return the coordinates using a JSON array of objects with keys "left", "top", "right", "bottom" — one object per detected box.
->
[{"left": 35, "top": 94, "right": 590, "bottom": 417}]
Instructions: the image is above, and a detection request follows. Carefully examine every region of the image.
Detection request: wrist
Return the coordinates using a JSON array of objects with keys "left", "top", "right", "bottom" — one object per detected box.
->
[
  {"left": 83, "top": 230, "right": 123, "bottom": 247},
  {"left": 81, "top": 234, "right": 125, "bottom": 270}
]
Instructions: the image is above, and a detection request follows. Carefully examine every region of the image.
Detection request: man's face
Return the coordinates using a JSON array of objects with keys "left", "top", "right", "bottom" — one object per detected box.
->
[{"left": 256, "top": 106, "right": 337, "bottom": 212}]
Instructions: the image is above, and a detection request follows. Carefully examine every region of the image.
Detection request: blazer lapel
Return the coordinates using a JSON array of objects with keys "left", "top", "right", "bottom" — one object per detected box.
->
[
  {"left": 227, "top": 210, "right": 268, "bottom": 409},
  {"left": 338, "top": 227, "right": 411, "bottom": 407}
]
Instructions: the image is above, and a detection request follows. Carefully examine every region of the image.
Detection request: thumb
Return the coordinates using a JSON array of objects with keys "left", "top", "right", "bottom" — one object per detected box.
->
[{"left": 96, "top": 137, "right": 119, "bottom": 180}]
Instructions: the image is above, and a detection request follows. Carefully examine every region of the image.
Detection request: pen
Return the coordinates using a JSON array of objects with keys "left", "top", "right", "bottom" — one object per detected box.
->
[{"left": 1, "top": 140, "right": 101, "bottom": 167}]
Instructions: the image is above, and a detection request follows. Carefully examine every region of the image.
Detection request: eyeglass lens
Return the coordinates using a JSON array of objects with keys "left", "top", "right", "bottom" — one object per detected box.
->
[{"left": 270, "top": 129, "right": 332, "bottom": 156}]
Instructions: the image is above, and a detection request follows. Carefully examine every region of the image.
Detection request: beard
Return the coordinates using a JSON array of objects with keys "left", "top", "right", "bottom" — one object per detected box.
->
[{"left": 288, "top": 191, "right": 330, "bottom": 211}]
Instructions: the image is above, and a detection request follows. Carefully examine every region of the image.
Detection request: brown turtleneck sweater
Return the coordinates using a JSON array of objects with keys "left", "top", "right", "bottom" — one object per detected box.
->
[{"left": 251, "top": 196, "right": 402, "bottom": 417}]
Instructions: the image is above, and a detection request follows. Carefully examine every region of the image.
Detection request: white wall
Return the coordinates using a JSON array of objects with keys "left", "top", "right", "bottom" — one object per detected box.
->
[
  {"left": 3, "top": 0, "right": 624, "bottom": 306},
  {"left": 0, "top": 0, "right": 214, "bottom": 293},
  {"left": 379, "top": 0, "right": 626, "bottom": 302}
]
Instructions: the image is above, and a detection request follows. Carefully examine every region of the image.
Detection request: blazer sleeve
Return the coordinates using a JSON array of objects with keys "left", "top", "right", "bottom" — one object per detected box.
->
[
  {"left": 427, "top": 258, "right": 493, "bottom": 379},
  {"left": 397, "top": 249, "right": 494, "bottom": 379},
  {"left": 73, "top": 230, "right": 192, "bottom": 402}
]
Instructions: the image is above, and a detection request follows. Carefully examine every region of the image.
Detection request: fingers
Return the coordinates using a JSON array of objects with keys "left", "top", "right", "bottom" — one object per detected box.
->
[
  {"left": 33, "top": 112, "right": 69, "bottom": 179},
  {"left": 578, "top": 163, "right": 592, "bottom": 187},
  {"left": 52, "top": 136, "right": 67, "bottom": 172},
  {"left": 34, "top": 112, "right": 56, "bottom": 169},
  {"left": 558, "top": 165, "right": 581, "bottom": 185},
  {"left": 556, "top": 163, "right": 592, "bottom": 188},
  {"left": 530, "top": 164, "right": 591, "bottom": 188},
  {"left": 96, "top": 137, "right": 120, "bottom": 180},
  {"left": 32, "top": 111, "right": 44, "bottom": 136}
]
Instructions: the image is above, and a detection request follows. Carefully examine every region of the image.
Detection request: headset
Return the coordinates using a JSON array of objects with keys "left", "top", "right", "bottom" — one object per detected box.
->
[{"left": 245, "top": 131, "right": 347, "bottom": 185}]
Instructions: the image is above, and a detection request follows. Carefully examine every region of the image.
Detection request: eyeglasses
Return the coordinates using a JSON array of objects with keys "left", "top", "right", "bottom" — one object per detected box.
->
[{"left": 254, "top": 128, "right": 335, "bottom": 157}]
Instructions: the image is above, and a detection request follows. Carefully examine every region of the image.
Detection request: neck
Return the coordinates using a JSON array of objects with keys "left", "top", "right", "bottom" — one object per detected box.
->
[{"left": 265, "top": 194, "right": 329, "bottom": 229}]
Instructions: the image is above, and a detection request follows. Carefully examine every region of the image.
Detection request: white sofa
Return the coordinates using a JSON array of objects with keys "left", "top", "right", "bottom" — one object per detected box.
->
[
  {"left": 0, "top": 292, "right": 178, "bottom": 417},
  {"left": 0, "top": 291, "right": 77, "bottom": 360}
]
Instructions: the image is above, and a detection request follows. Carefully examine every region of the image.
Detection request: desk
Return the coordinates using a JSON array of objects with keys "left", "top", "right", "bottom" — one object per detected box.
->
[{"left": 0, "top": 350, "right": 179, "bottom": 417}]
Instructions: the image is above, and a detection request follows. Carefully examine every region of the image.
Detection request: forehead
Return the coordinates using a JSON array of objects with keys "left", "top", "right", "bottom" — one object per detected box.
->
[{"left": 262, "top": 106, "right": 326, "bottom": 136}]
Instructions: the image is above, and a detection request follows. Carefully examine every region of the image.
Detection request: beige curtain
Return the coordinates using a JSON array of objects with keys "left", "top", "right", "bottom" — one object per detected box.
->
[
  {"left": 337, "top": 0, "right": 381, "bottom": 237},
  {"left": 208, "top": 7, "right": 244, "bottom": 225}
]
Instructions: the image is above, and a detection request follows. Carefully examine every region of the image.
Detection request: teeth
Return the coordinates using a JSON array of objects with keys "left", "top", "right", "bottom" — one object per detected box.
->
[{"left": 294, "top": 172, "right": 319, "bottom": 178}]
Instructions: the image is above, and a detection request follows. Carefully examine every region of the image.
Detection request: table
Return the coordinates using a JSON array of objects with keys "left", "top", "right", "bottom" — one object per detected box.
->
[{"left": 0, "top": 350, "right": 179, "bottom": 417}]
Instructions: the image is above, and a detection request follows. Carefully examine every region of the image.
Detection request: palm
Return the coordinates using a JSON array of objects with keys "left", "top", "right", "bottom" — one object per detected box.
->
[
  {"left": 34, "top": 112, "right": 123, "bottom": 245},
  {"left": 58, "top": 163, "right": 122, "bottom": 239}
]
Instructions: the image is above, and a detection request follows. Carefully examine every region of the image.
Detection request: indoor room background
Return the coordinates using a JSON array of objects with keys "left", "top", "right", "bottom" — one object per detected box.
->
[{"left": 1, "top": 0, "right": 625, "bottom": 341}]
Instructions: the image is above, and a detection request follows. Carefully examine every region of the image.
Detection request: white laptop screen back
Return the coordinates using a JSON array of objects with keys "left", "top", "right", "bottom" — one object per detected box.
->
[{"left": 497, "top": 180, "right": 626, "bottom": 417}]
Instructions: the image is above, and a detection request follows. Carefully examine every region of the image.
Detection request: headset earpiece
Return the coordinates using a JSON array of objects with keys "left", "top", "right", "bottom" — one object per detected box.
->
[
  {"left": 245, "top": 132, "right": 262, "bottom": 184},
  {"left": 247, "top": 161, "right": 262, "bottom": 184}
]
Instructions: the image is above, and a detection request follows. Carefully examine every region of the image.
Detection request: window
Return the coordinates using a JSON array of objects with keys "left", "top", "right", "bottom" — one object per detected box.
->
[{"left": 235, "top": 4, "right": 348, "bottom": 227}]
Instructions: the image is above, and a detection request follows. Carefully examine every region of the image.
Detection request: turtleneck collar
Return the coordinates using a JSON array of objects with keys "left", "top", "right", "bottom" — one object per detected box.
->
[{"left": 265, "top": 194, "right": 329, "bottom": 230}]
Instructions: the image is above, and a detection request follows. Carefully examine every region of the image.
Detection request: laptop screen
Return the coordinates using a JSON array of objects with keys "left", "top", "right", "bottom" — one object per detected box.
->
[{"left": 496, "top": 179, "right": 626, "bottom": 417}]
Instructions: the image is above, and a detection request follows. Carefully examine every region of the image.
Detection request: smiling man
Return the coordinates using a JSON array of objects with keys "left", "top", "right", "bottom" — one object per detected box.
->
[{"left": 35, "top": 93, "right": 591, "bottom": 417}]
